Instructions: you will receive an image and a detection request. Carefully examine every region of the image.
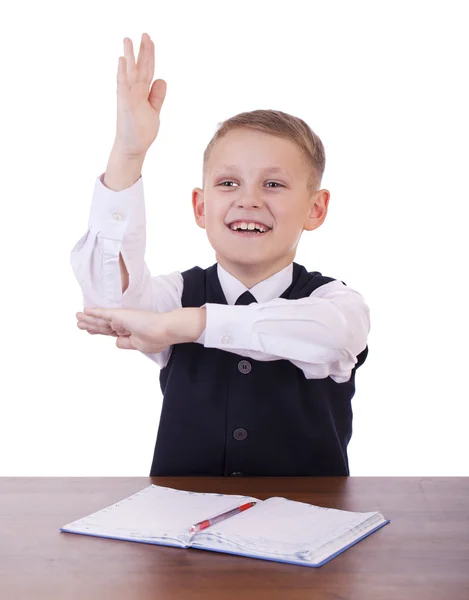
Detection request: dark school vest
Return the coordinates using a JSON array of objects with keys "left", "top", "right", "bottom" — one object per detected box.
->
[{"left": 150, "top": 262, "right": 368, "bottom": 477}]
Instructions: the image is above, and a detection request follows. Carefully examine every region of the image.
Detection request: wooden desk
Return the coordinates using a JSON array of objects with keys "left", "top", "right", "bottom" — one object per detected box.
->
[{"left": 1, "top": 477, "right": 468, "bottom": 600}]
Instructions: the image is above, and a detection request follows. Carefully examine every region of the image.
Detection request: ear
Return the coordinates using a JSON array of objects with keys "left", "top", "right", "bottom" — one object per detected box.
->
[
  {"left": 303, "top": 189, "right": 330, "bottom": 231},
  {"left": 192, "top": 187, "right": 206, "bottom": 229}
]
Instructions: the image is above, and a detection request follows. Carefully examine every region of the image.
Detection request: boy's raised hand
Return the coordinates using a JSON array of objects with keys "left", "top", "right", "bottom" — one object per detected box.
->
[{"left": 114, "top": 33, "right": 167, "bottom": 157}]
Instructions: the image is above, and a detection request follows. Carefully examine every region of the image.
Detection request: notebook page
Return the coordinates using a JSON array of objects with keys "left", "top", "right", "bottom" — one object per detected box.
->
[
  {"left": 61, "top": 485, "right": 258, "bottom": 547},
  {"left": 193, "top": 496, "right": 381, "bottom": 560}
]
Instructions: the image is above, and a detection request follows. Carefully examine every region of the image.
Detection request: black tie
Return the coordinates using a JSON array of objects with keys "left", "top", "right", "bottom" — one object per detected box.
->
[{"left": 235, "top": 291, "right": 257, "bottom": 305}]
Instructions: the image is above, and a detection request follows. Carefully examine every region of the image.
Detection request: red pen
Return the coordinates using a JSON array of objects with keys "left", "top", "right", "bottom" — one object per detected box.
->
[{"left": 189, "top": 501, "right": 257, "bottom": 534}]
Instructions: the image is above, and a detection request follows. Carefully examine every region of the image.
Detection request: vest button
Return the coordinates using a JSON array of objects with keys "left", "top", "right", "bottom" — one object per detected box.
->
[
  {"left": 233, "top": 428, "right": 248, "bottom": 441},
  {"left": 231, "top": 472, "right": 244, "bottom": 476},
  {"left": 238, "top": 360, "right": 252, "bottom": 374}
]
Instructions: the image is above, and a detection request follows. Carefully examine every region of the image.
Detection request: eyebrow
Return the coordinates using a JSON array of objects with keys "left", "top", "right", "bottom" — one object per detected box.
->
[{"left": 211, "top": 165, "right": 291, "bottom": 177}]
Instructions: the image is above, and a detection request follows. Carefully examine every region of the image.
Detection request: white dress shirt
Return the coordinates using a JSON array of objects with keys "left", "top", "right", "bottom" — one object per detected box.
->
[{"left": 70, "top": 173, "right": 370, "bottom": 383}]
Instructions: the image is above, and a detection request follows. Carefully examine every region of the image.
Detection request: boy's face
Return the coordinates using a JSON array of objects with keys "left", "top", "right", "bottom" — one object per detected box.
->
[{"left": 192, "top": 128, "right": 330, "bottom": 282}]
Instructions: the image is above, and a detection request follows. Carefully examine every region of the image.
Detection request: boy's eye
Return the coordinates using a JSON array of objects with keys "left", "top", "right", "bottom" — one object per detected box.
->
[{"left": 219, "top": 181, "right": 283, "bottom": 188}]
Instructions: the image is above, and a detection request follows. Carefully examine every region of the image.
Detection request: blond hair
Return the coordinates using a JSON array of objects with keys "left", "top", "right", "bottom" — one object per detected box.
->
[{"left": 202, "top": 109, "right": 325, "bottom": 193}]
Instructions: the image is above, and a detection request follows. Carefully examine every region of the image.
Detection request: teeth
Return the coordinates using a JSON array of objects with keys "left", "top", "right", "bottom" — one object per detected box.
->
[{"left": 229, "top": 221, "right": 268, "bottom": 232}]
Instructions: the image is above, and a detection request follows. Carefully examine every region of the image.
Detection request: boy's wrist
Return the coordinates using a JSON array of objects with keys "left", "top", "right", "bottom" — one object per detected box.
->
[
  {"left": 103, "top": 146, "right": 146, "bottom": 191},
  {"left": 166, "top": 307, "right": 207, "bottom": 345}
]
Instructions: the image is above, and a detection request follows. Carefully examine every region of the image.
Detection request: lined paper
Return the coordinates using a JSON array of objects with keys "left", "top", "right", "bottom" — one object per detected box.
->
[
  {"left": 61, "top": 485, "right": 257, "bottom": 546},
  {"left": 195, "top": 496, "right": 381, "bottom": 560}
]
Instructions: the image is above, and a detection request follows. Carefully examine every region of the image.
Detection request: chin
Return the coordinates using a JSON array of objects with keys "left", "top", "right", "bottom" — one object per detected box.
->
[
  {"left": 209, "top": 234, "right": 277, "bottom": 267},
  {"left": 215, "top": 248, "right": 271, "bottom": 267}
]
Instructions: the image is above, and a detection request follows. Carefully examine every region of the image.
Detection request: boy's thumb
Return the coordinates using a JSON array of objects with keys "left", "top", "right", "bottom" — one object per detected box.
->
[
  {"left": 149, "top": 79, "right": 167, "bottom": 115},
  {"left": 116, "top": 336, "right": 135, "bottom": 350}
]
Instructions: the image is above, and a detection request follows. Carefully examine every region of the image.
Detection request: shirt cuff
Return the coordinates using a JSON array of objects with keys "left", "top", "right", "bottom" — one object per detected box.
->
[
  {"left": 202, "top": 303, "right": 257, "bottom": 351},
  {"left": 87, "top": 172, "right": 146, "bottom": 240}
]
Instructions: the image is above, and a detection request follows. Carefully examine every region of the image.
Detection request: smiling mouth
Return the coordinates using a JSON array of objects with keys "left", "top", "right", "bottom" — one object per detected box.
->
[{"left": 226, "top": 225, "right": 272, "bottom": 237}]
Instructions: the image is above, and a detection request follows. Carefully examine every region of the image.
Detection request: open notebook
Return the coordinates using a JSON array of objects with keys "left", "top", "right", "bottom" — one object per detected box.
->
[{"left": 60, "top": 484, "right": 390, "bottom": 567}]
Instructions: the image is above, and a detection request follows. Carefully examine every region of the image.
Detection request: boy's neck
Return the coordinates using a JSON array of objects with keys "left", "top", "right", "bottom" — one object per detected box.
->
[{"left": 216, "top": 254, "right": 295, "bottom": 289}]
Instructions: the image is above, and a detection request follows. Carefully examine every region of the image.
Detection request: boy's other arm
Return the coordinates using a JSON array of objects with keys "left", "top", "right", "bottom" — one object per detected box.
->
[{"left": 199, "top": 282, "right": 370, "bottom": 383}]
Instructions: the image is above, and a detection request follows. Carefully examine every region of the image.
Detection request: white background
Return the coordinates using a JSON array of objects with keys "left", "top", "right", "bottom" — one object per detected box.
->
[{"left": 1, "top": 0, "right": 468, "bottom": 476}]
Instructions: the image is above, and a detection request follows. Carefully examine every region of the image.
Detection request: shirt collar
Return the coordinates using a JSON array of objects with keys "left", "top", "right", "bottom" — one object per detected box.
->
[{"left": 217, "top": 262, "right": 293, "bottom": 305}]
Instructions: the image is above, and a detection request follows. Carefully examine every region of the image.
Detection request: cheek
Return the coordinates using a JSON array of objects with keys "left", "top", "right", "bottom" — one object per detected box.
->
[
  {"left": 208, "top": 203, "right": 228, "bottom": 225},
  {"left": 206, "top": 210, "right": 222, "bottom": 227},
  {"left": 275, "top": 207, "right": 297, "bottom": 228},
  {"left": 279, "top": 201, "right": 306, "bottom": 221},
  {"left": 204, "top": 208, "right": 226, "bottom": 234},
  {"left": 274, "top": 210, "right": 306, "bottom": 239}
]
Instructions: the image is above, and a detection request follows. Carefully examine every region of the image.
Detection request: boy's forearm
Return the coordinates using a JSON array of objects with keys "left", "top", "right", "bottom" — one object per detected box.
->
[
  {"left": 166, "top": 308, "right": 207, "bottom": 345},
  {"left": 102, "top": 145, "right": 147, "bottom": 294},
  {"left": 103, "top": 144, "right": 146, "bottom": 191}
]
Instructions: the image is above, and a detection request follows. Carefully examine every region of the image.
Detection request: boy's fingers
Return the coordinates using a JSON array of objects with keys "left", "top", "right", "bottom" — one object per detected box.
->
[
  {"left": 79, "top": 308, "right": 134, "bottom": 336},
  {"left": 83, "top": 307, "right": 115, "bottom": 320},
  {"left": 110, "top": 323, "right": 129, "bottom": 336},
  {"left": 148, "top": 39, "right": 155, "bottom": 82},
  {"left": 77, "top": 322, "right": 119, "bottom": 337},
  {"left": 79, "top": 312, "right": 117, "bottom": 333},
  {"left": 136, "top": 33, "right": 149, "bottom": 81},
  {"left": 77, "top": 321, "right": 117, "bottom": 336},
  {"left": 123, "top": 37, "right": 136, "bottom": 76},
  {"left": 78, "top": 310, "right": 109, "bottom": 324}
]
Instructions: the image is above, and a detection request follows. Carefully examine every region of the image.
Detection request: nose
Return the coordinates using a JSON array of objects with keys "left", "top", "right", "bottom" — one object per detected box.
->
[{"left": 236, "top": 191, "right": 264, "bottom": 209}]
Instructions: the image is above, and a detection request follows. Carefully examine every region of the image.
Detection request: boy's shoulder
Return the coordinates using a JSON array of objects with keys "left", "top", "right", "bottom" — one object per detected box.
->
[{"left": 288, "top": 262, "right": 346, "bottom": 298}]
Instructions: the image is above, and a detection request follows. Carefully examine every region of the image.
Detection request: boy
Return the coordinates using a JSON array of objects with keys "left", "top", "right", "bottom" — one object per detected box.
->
[{"left": 72, "top": 33, "right": 370, "bottom": 477}]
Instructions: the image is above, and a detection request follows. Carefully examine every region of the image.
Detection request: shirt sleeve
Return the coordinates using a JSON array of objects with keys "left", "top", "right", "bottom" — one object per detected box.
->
[
  {"left": 70, "top": 172, "right": 183, "bottom": 368},
  {"left": 201, "top": 280, "right": 370, "bottom": 383}
]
